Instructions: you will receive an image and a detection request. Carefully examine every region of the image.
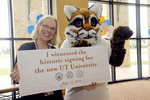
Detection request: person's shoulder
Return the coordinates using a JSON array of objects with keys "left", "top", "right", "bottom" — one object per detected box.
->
[{"left": 19, "top": 42, "right": 36, "bottom": 50}]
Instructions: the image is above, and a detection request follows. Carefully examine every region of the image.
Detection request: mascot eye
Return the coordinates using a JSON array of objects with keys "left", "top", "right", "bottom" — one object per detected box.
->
[
  {"left": 91, "top": 17, "right": 98, "bottom": 27},
  {"left": 91, "top": 21, "right": 96, "bottom": 26},
  {"left": 68, "top": 18, "right": 83, "bottom": 27},
  {"left": 76, "top": 21, "right": 82, "bottom": 26}
]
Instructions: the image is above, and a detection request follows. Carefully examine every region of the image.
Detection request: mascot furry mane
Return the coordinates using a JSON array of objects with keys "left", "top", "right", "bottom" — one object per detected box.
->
[{"left": 61, "top": 3, "right": 133, "bottom": 66}]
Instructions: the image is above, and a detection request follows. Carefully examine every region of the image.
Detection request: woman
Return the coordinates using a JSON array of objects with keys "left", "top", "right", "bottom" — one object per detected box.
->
[{"left": 10, "top": 15, "right": 63, "bottom": 100}]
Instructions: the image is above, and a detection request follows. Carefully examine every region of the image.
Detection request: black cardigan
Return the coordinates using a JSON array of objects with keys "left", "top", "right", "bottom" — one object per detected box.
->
[{"left": 15, "top": 42, "right": 63, "bottom": 100}]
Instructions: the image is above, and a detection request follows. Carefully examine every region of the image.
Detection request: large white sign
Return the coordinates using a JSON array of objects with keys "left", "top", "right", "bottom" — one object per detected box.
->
[{"left": 17, "top": 46, "right": 110, "bottom": 97}]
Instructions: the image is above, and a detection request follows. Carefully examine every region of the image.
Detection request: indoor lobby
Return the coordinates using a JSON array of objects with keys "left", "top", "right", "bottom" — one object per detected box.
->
[{"left": 0, "top": 0, "right": 150, "bottom": 100}]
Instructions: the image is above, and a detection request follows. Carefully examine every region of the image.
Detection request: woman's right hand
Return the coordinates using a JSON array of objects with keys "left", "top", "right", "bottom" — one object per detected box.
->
[{"left": 10, "top": 63, "right": 20, "bottom": 83}]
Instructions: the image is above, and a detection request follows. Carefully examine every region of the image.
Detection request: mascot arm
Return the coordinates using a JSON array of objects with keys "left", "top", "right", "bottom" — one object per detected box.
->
[{"left": 109, "top": 26, "right": 133, "bottom": 67}]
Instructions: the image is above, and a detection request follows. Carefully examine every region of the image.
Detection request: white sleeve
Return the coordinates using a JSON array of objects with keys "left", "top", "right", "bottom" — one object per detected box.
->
[{"left": 60, "top": 39, "right": 71, "bottom": 48}]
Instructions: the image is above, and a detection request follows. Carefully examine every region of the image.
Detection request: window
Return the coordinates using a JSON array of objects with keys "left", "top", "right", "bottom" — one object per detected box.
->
[
  {"left": 89, "top": 0, "right": 150, "bottom": 82},
  {"left": 0, "top": 0, "right": 11, "bottom": 87},
  {"left": 0, "top": 0, "right": 51, "bottom": 87}
]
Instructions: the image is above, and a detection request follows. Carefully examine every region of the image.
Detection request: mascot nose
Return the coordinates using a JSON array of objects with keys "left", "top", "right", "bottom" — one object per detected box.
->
[
  {"left": 84, "top": 24, "right": 92, "bottom": 31},
  {"left": 85, "top": 28, "right": 92, "bottom": 31}
]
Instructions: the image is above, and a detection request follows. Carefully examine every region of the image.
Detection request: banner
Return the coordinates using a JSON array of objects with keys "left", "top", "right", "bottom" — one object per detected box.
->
[{"left": 17, "top": 46, "right": 110, "bottom": 97}]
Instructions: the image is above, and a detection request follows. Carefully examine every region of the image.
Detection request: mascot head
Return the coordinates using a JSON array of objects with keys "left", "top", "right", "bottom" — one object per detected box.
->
[{"left": 64, "top": 3, "right": 103, "bottom": 46}]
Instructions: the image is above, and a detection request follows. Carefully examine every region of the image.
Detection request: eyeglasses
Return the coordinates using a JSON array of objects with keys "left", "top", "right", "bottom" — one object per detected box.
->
[{"left": 41, "top": 24, "right": 56, "bottom": 32}]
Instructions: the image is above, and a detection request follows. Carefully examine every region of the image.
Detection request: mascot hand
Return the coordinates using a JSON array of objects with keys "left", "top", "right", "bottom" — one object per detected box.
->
[
  {"left": 71, "top": 40, "right": 91, "bottom": 47},
  {"left": 109, "top": 26, "right": 133, "bottom": 67}
]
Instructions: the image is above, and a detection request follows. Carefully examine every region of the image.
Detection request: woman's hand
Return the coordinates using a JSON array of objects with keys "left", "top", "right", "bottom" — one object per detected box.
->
[
  {"left": 10, "top": 63, "right": 20, "bottom": 83},
  {"left": 86, "top": 82, "right": 97, "bottom": 87}
]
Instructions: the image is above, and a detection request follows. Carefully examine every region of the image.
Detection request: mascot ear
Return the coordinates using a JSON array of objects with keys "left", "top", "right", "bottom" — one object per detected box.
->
[
  {"left": 89, "top": 3, "right": 103, "bottom": 20},
  {"left": 64, "top": 4, "right": 79, "bottom": 21}
]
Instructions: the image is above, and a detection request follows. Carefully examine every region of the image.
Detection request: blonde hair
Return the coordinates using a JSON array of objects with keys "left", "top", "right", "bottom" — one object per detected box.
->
[{"left": 31, "top": 15, "right": 58, "bottom": 46}]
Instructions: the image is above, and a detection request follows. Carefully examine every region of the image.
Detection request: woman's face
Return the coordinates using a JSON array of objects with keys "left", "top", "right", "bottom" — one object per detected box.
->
[{"left": 37, "top": 18, "right": 57, "bottom": 42}]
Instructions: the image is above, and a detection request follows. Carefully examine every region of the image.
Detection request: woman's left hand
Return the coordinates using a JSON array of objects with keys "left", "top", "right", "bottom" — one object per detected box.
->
[{"left": 86, "top": 82, "right": 97, "bottom": 87}]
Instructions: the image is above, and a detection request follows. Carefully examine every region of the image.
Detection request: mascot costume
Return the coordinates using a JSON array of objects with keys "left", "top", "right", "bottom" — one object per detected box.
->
[{"left": 61, "top": 3, "right": 133, "bottom": 100}]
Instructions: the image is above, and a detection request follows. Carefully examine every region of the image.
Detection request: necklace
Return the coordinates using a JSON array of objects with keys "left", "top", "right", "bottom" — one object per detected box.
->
[{"left": 35, "top": 40, "right": 50, "bottom": 49}]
